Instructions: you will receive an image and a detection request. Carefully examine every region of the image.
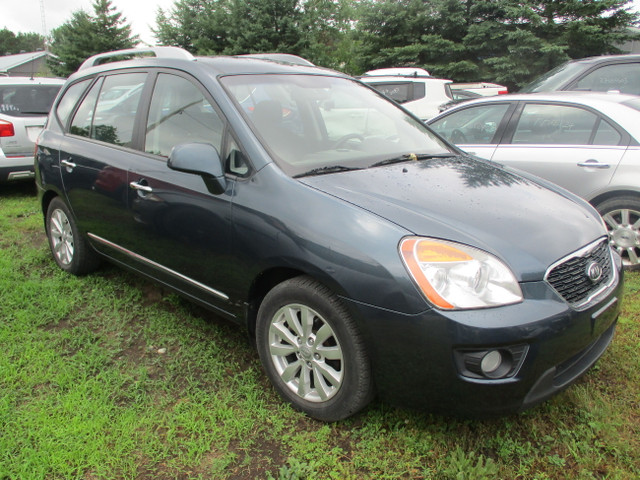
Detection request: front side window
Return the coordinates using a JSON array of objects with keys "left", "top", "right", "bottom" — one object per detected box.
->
[
  {"left": 574, "top": 63, "right": 640, "bottom": 95},
  {"left": 512, "top": 104, "right": 598, "bottom": 145},
  {"left": 430, "top": 103, "right": 510, "bottom": 144},
  {"left": 145, "top": 74, "right": 224, "bottom": 157},
  {"left": 222, "top": 74, "right": 451, "bottom": 177}
]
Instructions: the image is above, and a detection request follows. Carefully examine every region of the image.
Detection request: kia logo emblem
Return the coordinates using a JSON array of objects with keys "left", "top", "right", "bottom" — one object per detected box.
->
[{"left": 586, "top": 261, "right": 603, "bottom": 283}]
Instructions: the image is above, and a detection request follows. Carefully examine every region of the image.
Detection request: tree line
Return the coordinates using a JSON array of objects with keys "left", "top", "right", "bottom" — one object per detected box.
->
[{"left": 2, "top": 0, "right": 638, "bottom": 90}]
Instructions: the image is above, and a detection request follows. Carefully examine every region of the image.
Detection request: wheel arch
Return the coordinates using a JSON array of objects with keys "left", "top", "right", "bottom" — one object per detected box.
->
[
  {"left": 589, "top": 189, "right": 640, "bottom": 209},
  {"left": 244, "top": 266, "right": 354, "bottom": 342}
]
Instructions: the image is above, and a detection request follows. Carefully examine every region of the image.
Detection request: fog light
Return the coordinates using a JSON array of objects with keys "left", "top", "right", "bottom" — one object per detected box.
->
[
  {"left": 481, "top": 350, "right": 502, "bottom": 374},
  {"left": 456, "top": 345, "right": 527, "bottom": 380}
]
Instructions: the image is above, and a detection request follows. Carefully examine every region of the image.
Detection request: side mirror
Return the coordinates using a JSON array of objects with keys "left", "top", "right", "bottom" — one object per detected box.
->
[{"left": 168, "top": 143, "right": 227, "bottom": 195}]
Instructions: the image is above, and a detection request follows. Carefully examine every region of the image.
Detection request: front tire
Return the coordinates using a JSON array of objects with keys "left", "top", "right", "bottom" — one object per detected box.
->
[
  {"left": 46, "top": 197, "right": 100, "bottom": 275},
  {"left": 256, "top": 276, "right": 373, "bottom": 421},
  {"left": 596, "top": 196, "right": 640, "bottom": 270}
]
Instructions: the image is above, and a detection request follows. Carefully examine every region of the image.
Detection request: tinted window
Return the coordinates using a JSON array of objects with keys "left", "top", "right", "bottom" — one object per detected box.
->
[
  {"left": 92, "top": 73, "right": 147, "bottom": 146},
  {"left": 430, "top": 103, "right": 510, "bottom": 144},
  {"left": 56, "top": 79, "right": 92, "bottom": 127},
  {"left": 512, "top": 104, "right": 598, "bottom": 145},
  {"left": 367, "top": 82, "right": 425, "bottom": 104},
  {"left": 574, "top": 63, "right": 640, "bottom": 95},
  {"left": 145, "top": 74, "right": 223, "bottom": 157},
  {"left": 0, "top": 84, "right": 62, "bottom": 117}
]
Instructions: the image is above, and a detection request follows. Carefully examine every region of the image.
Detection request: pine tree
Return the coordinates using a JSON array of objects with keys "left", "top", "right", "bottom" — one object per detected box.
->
[{"left": 49, "top": 0, "right": 139, "bottom": 77}]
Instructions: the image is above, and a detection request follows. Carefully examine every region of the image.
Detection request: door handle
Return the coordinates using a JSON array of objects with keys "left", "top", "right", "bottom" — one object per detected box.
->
[
  {"left": 129, "top": 181, "right": 153, "bottom": 193},
  {"left": 577, "top": 160, "right": 610, "bottom": 169},
  {"left": 60, "top": 159, "right": 76, "bottom": 171}
]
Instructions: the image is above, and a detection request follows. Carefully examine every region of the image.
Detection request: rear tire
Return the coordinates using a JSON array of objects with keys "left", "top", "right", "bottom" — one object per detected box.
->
[
  {"left": 46, "top": 197, "right": 100, "bottom": 275},
  {"left": 256, "top": 276, "right": 374, "bottom": 421},
  {"left": 596, "top": 196, "right": 640, "bottom": 270}
]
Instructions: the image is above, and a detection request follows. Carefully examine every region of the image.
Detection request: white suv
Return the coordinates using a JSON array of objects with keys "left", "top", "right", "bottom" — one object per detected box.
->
[
  {"left": 1, "top": 77, "right": 64, "bottom": 182},
  {"left": 360, "top": 68, "right": 453, "bottom": 121}
]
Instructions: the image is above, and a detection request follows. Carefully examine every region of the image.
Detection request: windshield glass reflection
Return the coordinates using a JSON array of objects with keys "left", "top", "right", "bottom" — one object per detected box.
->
[{"left": 221, "top": 74, "right": 452, "bottom": 177}]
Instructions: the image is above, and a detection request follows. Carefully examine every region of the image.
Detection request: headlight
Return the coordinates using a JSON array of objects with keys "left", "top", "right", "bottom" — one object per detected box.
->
[{"left": 399, "top": 237, "right": 523, "bottom": 310}]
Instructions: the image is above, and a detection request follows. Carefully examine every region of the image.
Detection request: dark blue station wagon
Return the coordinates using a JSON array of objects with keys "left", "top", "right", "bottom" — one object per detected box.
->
[{"left": 36, "top": 48, "right": 623, "bottom": 421}]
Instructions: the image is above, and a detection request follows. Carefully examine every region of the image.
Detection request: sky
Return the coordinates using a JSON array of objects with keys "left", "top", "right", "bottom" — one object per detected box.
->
[
  {"left": 2, "top": 0, "right": 640, "bottom": 48},
  {"left": 1, "top": 0, "right": 176, "bottom": 46}
]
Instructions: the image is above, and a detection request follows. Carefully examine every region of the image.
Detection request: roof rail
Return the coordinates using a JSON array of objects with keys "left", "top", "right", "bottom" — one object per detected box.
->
[{"left": 78, "top": 47, "right": 195, "bottom": 71}]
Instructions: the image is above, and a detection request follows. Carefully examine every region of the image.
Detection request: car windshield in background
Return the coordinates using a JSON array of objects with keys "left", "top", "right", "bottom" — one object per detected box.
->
[
  {"left": 221, "top": 74, "right": 451, "bottom": 177},
  {"left": 519, "top": 62, "right": 586, "bottom": 93},
  {"left": 0, "top": 84, "right": 62, "bottom": 117}
]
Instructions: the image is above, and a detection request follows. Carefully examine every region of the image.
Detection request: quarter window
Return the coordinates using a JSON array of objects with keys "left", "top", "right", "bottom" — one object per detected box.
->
[
  {"left": 69, "top": 78, "right": 102, "bottom": 138},
  {"left": 145, "top": 74, "right": 224, "bottom": 157},
  {"left": 56, "top": 79, "right": 91, "bottom": 127}
]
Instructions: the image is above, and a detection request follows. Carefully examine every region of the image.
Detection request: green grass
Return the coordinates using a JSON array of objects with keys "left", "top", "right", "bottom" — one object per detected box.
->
[{"left": 1, "top": 182, "right": 639, "bottom": 479}]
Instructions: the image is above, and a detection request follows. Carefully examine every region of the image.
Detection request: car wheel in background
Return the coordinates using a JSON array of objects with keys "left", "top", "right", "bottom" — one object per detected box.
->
[
  {"left": 256, "top": 276, "right": 374, "bottom": 421},
  {"left": 596, "top": 196, "right": 640, "bottom": 270},
  {"left": 46, "top": 197, "right": 100, "bottom": 275}
]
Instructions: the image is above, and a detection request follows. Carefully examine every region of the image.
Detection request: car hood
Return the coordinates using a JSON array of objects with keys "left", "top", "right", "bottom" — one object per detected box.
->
[{"left": 299, "top": 156, "right": 605, "bottom": 282}]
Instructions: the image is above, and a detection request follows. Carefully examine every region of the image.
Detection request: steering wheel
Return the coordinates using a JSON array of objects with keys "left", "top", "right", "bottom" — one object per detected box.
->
[
  {"left": 333, "top": 133, "right": 365, "bottom": 149},
  {"left": 450, "top": 129, "right": 468, "bottom": 144}
]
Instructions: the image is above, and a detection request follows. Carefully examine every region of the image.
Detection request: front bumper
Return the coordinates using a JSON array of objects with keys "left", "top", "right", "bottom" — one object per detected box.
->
[{"left": 345, "top": 271, "right": 623, "bottom": 415}]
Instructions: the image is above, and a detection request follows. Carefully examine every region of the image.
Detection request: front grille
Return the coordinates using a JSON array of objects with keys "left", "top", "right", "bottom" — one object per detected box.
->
[{"left": 546, "top": 239, "right": 614, "bottom": 307}]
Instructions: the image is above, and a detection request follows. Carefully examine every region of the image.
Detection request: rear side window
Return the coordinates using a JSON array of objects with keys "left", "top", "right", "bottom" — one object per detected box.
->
[
  {"left": 367, "top": 82, "right": 425, "bottom": 104},
  {"left": 0, "top": 84, "right": 62, "bottom": 117},
  {"left": 92, "top": 73, "right": 147, "bottom": 146},
  {"left": 145, "top": 73, "right": 224, "bottom": 157},
  {"left": 574, "top": 63, "right": 640, "bottom": 95},
  {"left": 511, "top": 103, "right": 621, "bottom": 146},
  {"left": 69, "top": 73, "right": 147, "bottom": 146},
  {"left": 56, "top": 79, "right": 92, "bottom": 127}
]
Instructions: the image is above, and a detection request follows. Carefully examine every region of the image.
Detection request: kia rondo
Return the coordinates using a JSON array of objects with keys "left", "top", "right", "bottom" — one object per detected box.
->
[{"left": 35, "top": 48, "right": 623, "bottom": 421}]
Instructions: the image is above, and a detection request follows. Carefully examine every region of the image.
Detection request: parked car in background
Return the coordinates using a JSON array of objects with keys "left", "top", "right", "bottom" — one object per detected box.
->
[
  {"left": 520, "top": 54, "right": 640, "bottom": 95},
  {"left": 360, "top": 68, "right": 453, "bottom": 120},
  {"left": 0, "top": 76, "right": 64, "bottom": 182},
  {"left": 36, "top": 48, "right": 622, "bottom": 421},
  {"left": 451, "top": 82, "right": 508, "bottom": 96},
  {"left": 438, "top": 89, "right": 483, "bottom": 113},
  {"left": 428, "top": 91, "right": 640, "bottom": 269},
  {"left": 361, "top": 68, "right": 508, "bottom": 121}
]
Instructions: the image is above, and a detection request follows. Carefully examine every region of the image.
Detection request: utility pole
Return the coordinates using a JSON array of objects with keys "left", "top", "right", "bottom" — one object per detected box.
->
[{"left": 40, "top": 0, "right": 48, "bottom": 50}]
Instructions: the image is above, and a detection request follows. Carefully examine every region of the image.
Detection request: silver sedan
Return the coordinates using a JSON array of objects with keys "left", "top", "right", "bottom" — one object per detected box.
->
[
  {"left": 428, "top": 91, "right": 640, "bottom": 268},
  {"left": 1, "top": 77, "right": 64, "bottom": 182}
]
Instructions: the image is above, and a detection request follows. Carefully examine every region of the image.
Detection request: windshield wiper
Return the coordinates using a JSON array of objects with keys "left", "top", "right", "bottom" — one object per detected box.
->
[
  {"left": 369, "top": 153, "right": 456, "bottom": 169},
  {"left": 294, "top": 165, "right": 363, "bottom": 178}
]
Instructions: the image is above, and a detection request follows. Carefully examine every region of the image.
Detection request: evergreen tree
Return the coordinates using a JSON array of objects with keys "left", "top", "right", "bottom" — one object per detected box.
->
[
  {"left": 49, "top": 0, "right": 139, "bottom": 77},
  {"left": 0, "top": 29, "right": 46, "bottom": 55},
  {"left": 354, "top": 0, "right": 639, "bottom": 88}
]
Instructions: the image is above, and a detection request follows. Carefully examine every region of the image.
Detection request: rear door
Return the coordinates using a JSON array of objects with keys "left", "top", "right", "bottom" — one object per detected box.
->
[
  {"left": 491, "top": 102, "right": 628, "bottom": 199},
  {"left": 60, "top": 71, "right": 149, "bottom": 243}
]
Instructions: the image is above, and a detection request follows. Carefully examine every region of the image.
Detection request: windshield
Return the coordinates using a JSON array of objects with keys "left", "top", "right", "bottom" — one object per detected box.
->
[
  {"left": 519, "top": 61, "right": 585, "bottom": 93},
  {"left": 221, "top": 74, "right": 452, "bottom": 177},
  {"left": 0, "top": 84, "right": 62, "bottom": 117}
]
